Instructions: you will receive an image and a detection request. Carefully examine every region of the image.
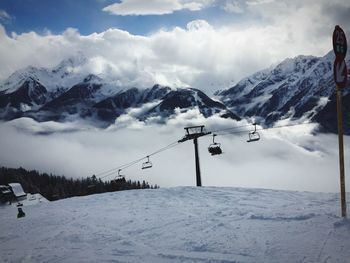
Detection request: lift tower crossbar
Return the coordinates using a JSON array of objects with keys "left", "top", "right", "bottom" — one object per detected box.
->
[{"left": 178, "top": 125, "right": 211, "bottom": 187}]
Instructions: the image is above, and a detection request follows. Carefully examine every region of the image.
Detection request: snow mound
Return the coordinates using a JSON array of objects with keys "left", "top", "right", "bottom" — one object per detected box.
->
[{"left": 0, "top": 187, "right": 349, "bottom": 263}]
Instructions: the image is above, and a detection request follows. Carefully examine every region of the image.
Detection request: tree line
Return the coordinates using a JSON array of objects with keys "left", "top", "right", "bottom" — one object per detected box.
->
[{"left": 0, "top": 166, "right": 159, "bottom": 201}]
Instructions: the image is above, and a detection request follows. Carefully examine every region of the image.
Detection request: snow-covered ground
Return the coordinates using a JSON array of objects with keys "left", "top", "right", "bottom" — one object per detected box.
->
[{"left": 1, "top": 187, "right": 350, "bottom": 263}]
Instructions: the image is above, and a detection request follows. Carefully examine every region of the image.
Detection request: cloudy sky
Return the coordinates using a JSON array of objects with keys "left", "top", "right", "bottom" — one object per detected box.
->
[{"left": 0, "top": 0, "right": 349, "bottom": 92}]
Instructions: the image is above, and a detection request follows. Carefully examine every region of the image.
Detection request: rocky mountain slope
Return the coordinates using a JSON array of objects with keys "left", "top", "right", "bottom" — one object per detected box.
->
[
  {"left": 0, "top": 56, "right": 239, "bottom": 127},
  {"left": 1, "top": 51, "right": 349, "bottom": 132},
  {"left": 217, "top": 50, "right": 350, "bottom": 133}
]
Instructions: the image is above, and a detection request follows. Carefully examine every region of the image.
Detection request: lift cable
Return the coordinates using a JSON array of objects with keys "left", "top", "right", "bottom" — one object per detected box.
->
[
  {"left": 209, "top": 123, "right": 254, "bottom": 134},
  {"left": 94, "top": 121, "right": 316, "bottom": 181},
  {"left": 96, "top": 140, "right": 181, "bottom": 180},
  {"left": 214, "top": 121, "right": 316, "bottom": 136}
]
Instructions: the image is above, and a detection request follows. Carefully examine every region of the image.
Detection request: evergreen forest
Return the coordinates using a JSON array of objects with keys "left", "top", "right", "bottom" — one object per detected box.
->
[{"left": 0, "top": 166, "right": 159, "bottom": 201}]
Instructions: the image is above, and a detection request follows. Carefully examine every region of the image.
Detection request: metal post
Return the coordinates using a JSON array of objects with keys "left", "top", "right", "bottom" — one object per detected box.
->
[
  {"left": 193, "top": 137, "right": 202, "bottom": 187},
  {"left": 336, "top": 87, "right": 347, "bottom": 217},
  {"left": 178, "top": 125, "right": 209, "bottom": 187}
]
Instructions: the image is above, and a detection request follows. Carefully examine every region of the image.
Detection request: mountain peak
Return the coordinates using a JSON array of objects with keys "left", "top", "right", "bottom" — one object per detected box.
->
[
  {"left": 217, "top": 50, "right": 350, "bottom": 131},
  {"left": 83, "top": 74, "right": 103, "bottom": 83},
  {"left": 54, "top": 52, "right": 88, "bottom": 70},
  {"left": 1, "top": 53, "right": 92, "bottom": 94},
  {"left": 272, "top": 55, "right": 319, "bottom": 76}
]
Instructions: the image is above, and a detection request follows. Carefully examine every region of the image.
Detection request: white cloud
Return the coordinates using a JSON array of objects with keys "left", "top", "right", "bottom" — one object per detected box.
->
[
  {"left": 1, "top": 0, "right": 349, "bottom": 93},
  {"left": 0, "top": 10, "right": 10, "bottom": 20},
  {"left": 0, "top": 20, "right": 321, "bottom": 93},
  {"left": 0, "top": 116, "right": 348, "bottom": 193},
  {"left": 222, "top": 0, "right": 244, "bottom": 13},
  {"left": 103, "top": 0, "right": 214, "bottom": 16},
  {"left": 246, "top": 0, "right": 275, "bottom": 6},
  {"left": 0, "top": 9, "right": 13, "bottom": 24}
]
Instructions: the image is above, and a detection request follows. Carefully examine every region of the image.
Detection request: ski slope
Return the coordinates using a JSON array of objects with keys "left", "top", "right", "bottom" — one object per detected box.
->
[{"left": 1, "top": 187, "right": 350, "bottom": 263}]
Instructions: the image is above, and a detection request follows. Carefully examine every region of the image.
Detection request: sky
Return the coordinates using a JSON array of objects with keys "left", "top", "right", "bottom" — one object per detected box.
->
[{"left": 0, "top": 0, "right": 350, "bottom": 92}]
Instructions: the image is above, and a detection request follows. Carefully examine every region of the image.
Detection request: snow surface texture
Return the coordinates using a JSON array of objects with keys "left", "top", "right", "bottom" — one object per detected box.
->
[{"left": 1, "top": 187, "right": 350, "bottom": 263}]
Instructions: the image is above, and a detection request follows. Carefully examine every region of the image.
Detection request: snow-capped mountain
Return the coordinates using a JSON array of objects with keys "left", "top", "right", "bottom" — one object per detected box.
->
[
  {"left": 0, "top": 56, "right": 238, "bottom": 127},
  {"left": 145, "top": 88, "right": 240, "bottom": 121},
  {"left": 2, "top": 51, "right": 349, "bottom": 131},
  {"left": 1, "top": 53, "right": 89, "bottom": 94},
  {"left": 93, "top": 84, "right": 172, "bottom": 123},
  {"left": 217, "top": 50, "right": 350, "bottom": 133}
]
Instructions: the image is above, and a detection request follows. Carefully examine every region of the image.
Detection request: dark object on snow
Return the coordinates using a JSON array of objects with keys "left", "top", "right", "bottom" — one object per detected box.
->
[
  {"left": 17, "top": 207, "right": 25, "bottom": 218},
  {"left": 0, "top": 185, "right": 13, "bottom": 204}
]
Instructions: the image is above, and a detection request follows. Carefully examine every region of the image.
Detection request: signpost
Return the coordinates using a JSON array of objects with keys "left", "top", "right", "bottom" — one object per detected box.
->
[{"left": 333, "top": 25, "right": 348, "bottom": 218}]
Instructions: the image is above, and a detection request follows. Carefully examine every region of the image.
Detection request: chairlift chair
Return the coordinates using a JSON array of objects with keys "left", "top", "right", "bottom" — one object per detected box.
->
[
  {"left": 247, "top": 123, "right": 260, "bottom": 143},
  {"left": 117, "top": 169, "right": 124, "bottom": 178},
  {"left": 111, "top": 169, "right": 125, "bottom": 183},
  {"left": 111, "top": 169, "right": 126, "bottom": 184},
  {"left": 142, "top": 156, "right": 153, "bottom": 170},
  {"left": 208, "top": 134, "right": 223, "bottom": 155}
]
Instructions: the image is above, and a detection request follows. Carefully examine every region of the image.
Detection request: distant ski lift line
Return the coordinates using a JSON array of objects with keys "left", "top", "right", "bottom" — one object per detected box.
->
[{"left": 95, "top": 121, "right": 316, "bottom": 180}]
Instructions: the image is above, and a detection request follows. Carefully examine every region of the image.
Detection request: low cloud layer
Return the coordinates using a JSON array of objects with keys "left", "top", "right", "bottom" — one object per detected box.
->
[{"left": 0, "top": 112, "right": 349, "bottom": 193}]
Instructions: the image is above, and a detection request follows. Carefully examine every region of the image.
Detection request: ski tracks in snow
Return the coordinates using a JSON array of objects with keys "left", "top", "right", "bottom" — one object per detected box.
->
[{"left": 1, "top": 187, "right": 350, "bottom": 263}]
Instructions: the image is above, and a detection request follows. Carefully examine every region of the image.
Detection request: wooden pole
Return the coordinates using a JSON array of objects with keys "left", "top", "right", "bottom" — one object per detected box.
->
[{"left": 336, "top": 87, "right": 347, "bottom": 218}]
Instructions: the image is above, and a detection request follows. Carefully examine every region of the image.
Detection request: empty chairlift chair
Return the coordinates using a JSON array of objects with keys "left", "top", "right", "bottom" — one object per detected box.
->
[
  {"left": 247, "top": 123, "right": 260, "bottom": 143},
  {"left": 142, "top": 156, "right": 153, "bottom": 170},
  {"left": 208, "top": 134, "right": 223, "bottom": 156}
]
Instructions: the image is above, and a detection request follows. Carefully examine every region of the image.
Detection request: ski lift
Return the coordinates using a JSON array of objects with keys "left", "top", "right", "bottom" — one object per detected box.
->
[
  {"left": 117, "top": 169, "right": 124, "bottom": 178},
  {"left": 208, "top": 134, "right": 223, "bottom": 155},
  {"left": 110, "top": 169, "right": 126, "bottom": 184},
  {"left": 88, "top": 175, "right": 97, "bottom": 189},
  {"left": 142, "top": 156, "right": 153, "bottom": 170},
  {"left": 111, "top": 169, "right": 125, "bottom": 183},
  {"left": 247, "top": 123, "right": 260, "bottom": 143}
]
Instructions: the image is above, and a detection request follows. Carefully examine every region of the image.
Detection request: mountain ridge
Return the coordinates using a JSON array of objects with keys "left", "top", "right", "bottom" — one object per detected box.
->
[
  {"left": 0, "top": 56, "right": 238, "bottom": 127},
  {"left": 217, "top": 50, "right": 350, "bottom": 133},
  {"left": 1, "top": 51, "right": 349, "bottom": 132}
]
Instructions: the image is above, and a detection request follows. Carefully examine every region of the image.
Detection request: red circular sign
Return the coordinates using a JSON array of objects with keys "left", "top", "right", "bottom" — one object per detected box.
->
[
  {"left": 333, "top": 25, "right": 347, "bottom": 61},
  {"left": 333, "top": 59, "right": 348, "bottom": 89}
]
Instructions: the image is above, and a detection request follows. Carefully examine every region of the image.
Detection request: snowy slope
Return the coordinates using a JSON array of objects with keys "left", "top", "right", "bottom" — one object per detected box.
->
[{"left": 1, "top": 187, "right": 349, "bottom": 263}]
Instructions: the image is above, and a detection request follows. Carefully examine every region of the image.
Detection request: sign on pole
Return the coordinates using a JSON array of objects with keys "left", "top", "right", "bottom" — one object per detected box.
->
[
  {"left": 333, "top": 25, "right": 347, "bottom": 61},
  {"left": 332, "top": 25, "right": 347, "bottom": 218},
  {"left": 333, "top": 59, "right": 348, "bottom": 89}
]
